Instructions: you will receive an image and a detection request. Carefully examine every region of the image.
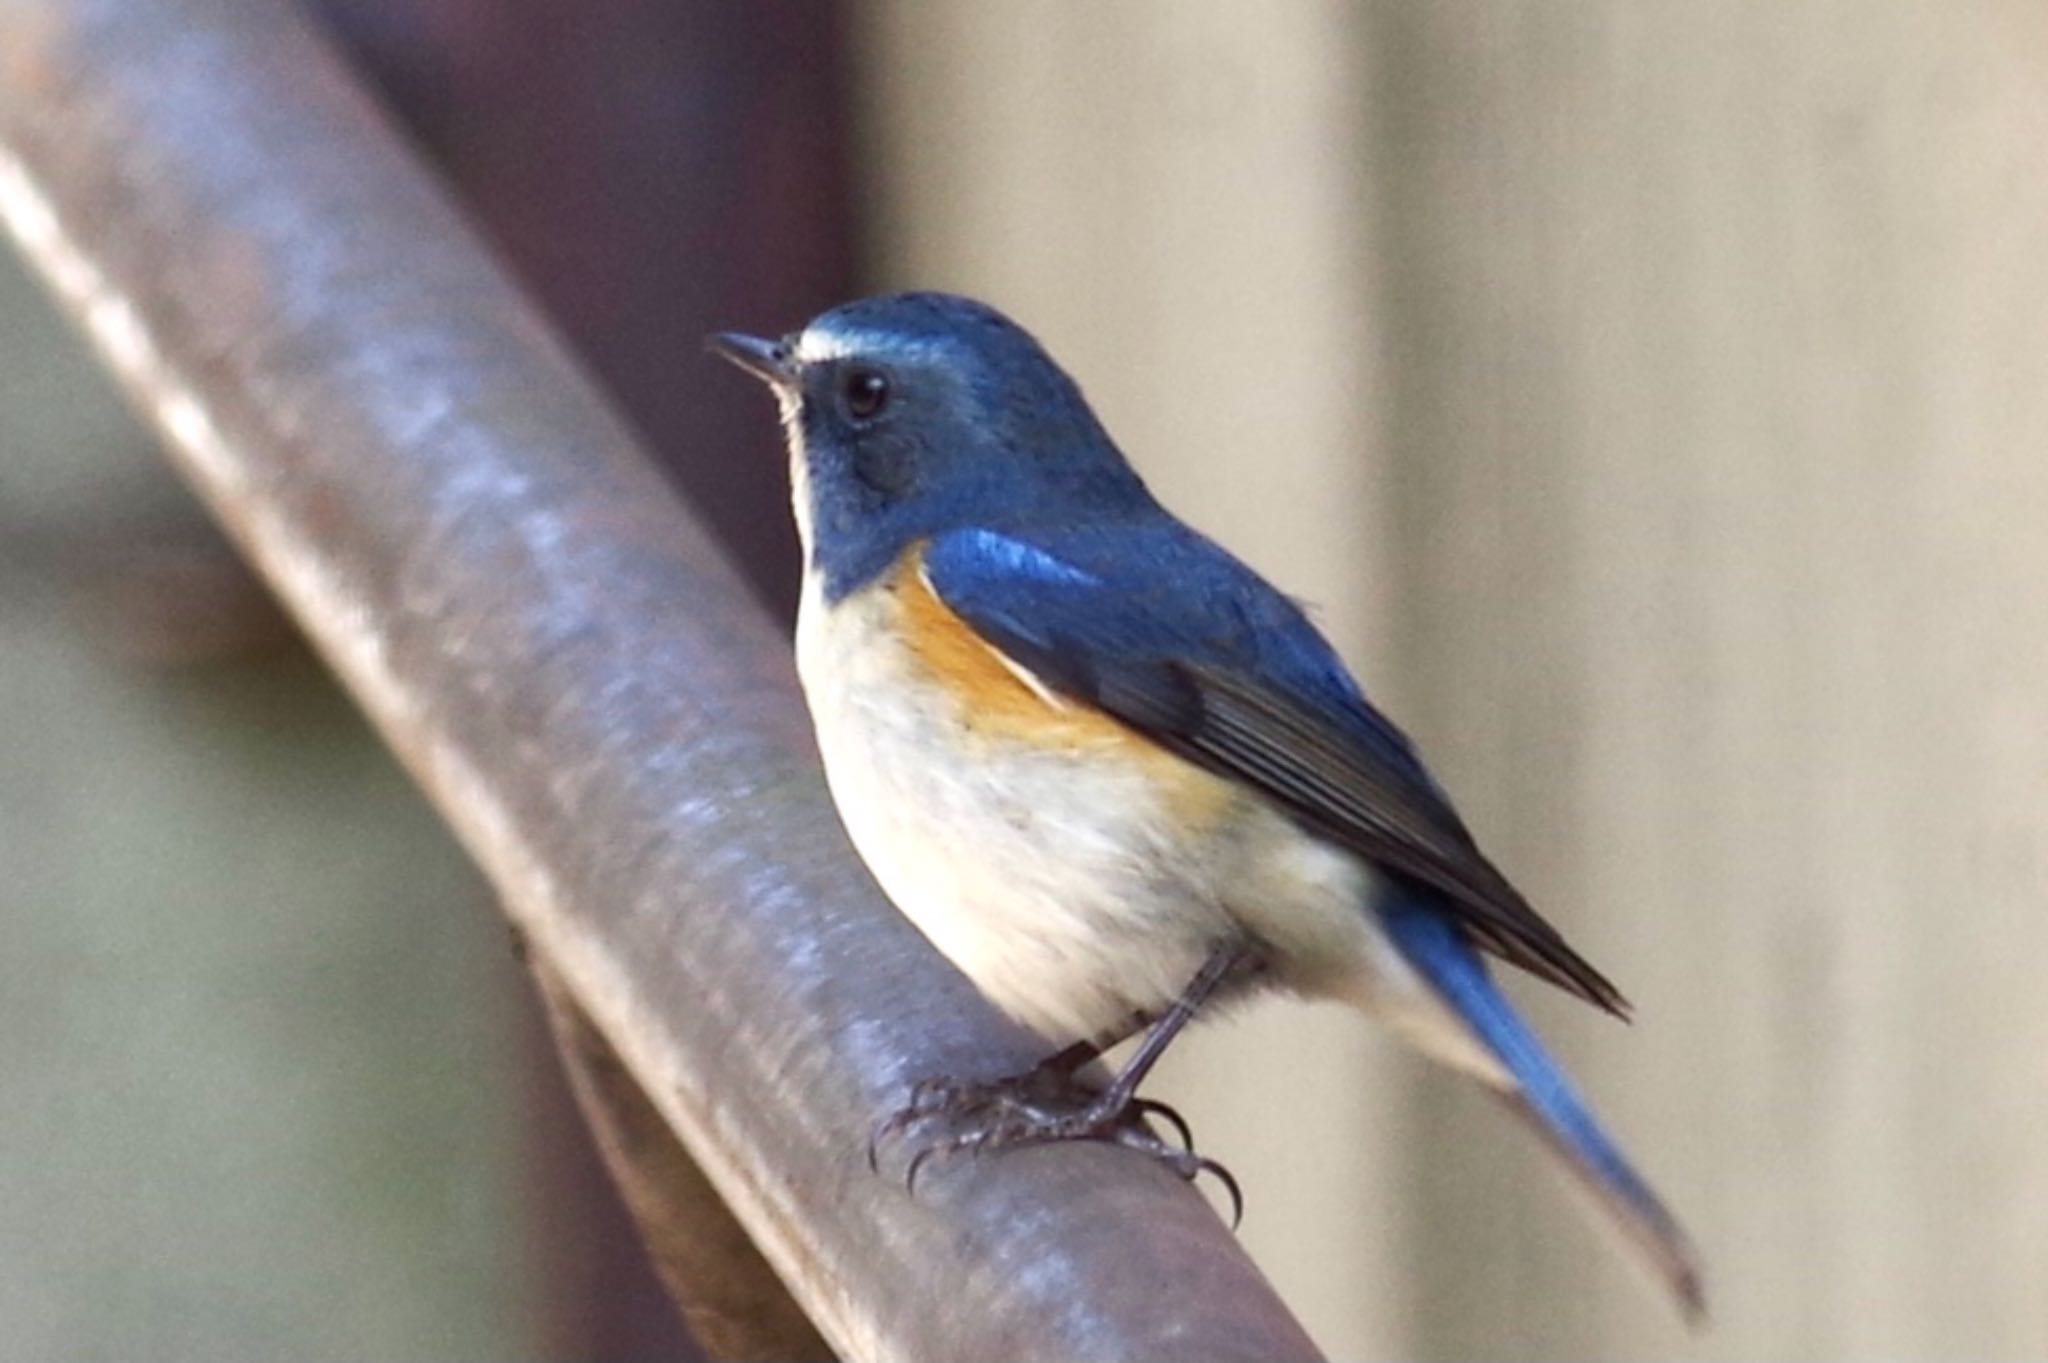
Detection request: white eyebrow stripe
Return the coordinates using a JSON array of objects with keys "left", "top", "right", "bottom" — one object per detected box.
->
[{"left": 794, "top": 323, "right": 960, "bottom": 367}]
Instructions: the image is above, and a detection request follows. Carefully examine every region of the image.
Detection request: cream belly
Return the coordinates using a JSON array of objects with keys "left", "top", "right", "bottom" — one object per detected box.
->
[{"left": 794, "top": 568, "right": 1497, "bottom": 1077}]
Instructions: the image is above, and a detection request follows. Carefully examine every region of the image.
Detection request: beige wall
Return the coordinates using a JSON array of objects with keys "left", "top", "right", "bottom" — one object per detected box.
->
[
  {"left": 855, "top": 4, "right": 2048, "bottom": 1359},
  {"left": 1371, "top": 6, "right": 2048, "bottom": 1358}
]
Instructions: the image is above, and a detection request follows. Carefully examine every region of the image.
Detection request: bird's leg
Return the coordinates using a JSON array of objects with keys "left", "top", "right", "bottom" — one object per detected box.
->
[
  {"left": 1077, "top": 945, "right": 1246, "bottom": 1120},
  {"left": 1031, "top": 1007, "right": 1201, "bottom": 1150},
  {"left": 877, "top": 944, "right": 1255, "bottom": 1219},
  {"left": 877, "top": 1011, "right": 1122, "bottom": 1170},
  {"left": 1041, "top": 1009, "right": 1154, "bottom": 1075},
  {"left": 882, "top": 1008, "right": 1149, "bottom": 1138},
  {"left": 873, "top": 1006, "right": 1197, "bottom": 1167}
]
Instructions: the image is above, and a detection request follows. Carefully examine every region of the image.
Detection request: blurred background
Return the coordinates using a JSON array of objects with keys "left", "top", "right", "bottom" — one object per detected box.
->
[{"left": 4, "top": 2, "right": 2046, "bottom": 1359}]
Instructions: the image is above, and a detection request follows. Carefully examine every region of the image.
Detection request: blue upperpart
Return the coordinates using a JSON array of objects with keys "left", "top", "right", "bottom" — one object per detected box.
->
[{"left": 924, "top": 522, "right": 1439, "bottom": 796}]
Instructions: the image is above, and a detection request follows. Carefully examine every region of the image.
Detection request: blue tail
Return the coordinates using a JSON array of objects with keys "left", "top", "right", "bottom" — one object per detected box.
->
[{"left": 1383, "top": 899, "right": 1706, "bottom": 1322}]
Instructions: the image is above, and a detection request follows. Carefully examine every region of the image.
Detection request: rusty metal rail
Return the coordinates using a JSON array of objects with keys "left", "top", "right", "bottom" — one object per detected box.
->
[{"left": 0, "top": 1, "right": 1323, "bottom": 1359}]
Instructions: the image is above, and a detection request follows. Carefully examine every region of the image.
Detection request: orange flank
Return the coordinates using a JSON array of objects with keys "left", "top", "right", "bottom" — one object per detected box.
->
[{"left": 891, "top": 542, "right": 1238, "bottom": 824}]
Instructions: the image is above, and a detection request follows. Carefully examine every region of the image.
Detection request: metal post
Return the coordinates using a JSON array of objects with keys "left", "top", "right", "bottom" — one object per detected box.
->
[{"left": 0, "top": 2, "right": 1324, "bottom": 1359}]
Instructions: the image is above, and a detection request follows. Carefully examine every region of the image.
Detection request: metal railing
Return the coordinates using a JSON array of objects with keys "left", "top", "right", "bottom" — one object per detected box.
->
[{"left": 0, "top": 1, "right": 1323, "bottom": 1358}]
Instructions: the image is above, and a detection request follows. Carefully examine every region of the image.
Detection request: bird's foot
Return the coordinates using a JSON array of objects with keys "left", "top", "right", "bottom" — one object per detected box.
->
[{"left": 870, "top": 1066, "right": 1242, "bottom": 1224}]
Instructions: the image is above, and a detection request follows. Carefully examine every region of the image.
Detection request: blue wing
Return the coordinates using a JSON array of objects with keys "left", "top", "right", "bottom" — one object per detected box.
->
[{"left": 923, "top": 522, "right": 1627, "bottom": 1015}]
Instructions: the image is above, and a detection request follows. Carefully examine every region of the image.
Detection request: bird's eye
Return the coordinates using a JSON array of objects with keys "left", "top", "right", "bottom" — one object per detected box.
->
[{"left": 840, "top": 366, "right": 891, "bottom": 421}]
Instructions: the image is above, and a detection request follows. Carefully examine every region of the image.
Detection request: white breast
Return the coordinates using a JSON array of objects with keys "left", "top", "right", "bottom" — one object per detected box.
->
[{"left": 796, "top": 574, "right": 1228, "bottom": 1041}]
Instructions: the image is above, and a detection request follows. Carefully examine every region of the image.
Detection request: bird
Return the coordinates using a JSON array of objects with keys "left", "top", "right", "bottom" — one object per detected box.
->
[{"left": 709, "top": 292, "right": 1703, "bottom": 1320}]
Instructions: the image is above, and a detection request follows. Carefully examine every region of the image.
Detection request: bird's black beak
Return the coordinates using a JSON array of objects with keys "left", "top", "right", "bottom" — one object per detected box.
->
[{"left": 706, "top": 331, "right": 796, "bottom": 388}]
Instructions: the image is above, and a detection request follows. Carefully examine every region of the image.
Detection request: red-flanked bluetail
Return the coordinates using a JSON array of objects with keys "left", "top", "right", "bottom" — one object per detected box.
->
[{"left": 710, "top": 293, "right": 1704, "bottom": 1323}]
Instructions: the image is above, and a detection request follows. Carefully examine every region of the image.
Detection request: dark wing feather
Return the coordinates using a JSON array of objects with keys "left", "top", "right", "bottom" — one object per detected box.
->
[{"left": 924, "top": 526, "right": 1629, "bottom": 1018}]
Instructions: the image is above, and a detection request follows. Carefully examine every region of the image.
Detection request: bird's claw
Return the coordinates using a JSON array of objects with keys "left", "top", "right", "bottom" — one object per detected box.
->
[
  {"left": 870, "top": 1067, "right": 1241, "bottom": 1223},
  {"left": 1129, "top": 1096, "right": 1196, "bottom": 1153}
]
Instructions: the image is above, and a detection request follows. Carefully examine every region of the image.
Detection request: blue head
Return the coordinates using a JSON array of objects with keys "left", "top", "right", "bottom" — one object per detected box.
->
[{"left": 710, "top": 293, "right": 1155, "bottom": 598}]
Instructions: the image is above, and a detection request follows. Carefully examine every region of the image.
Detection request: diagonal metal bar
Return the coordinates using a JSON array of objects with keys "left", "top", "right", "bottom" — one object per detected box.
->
[{"left": 0, "top": 1, "right": 1325, "bottom": 1359}]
